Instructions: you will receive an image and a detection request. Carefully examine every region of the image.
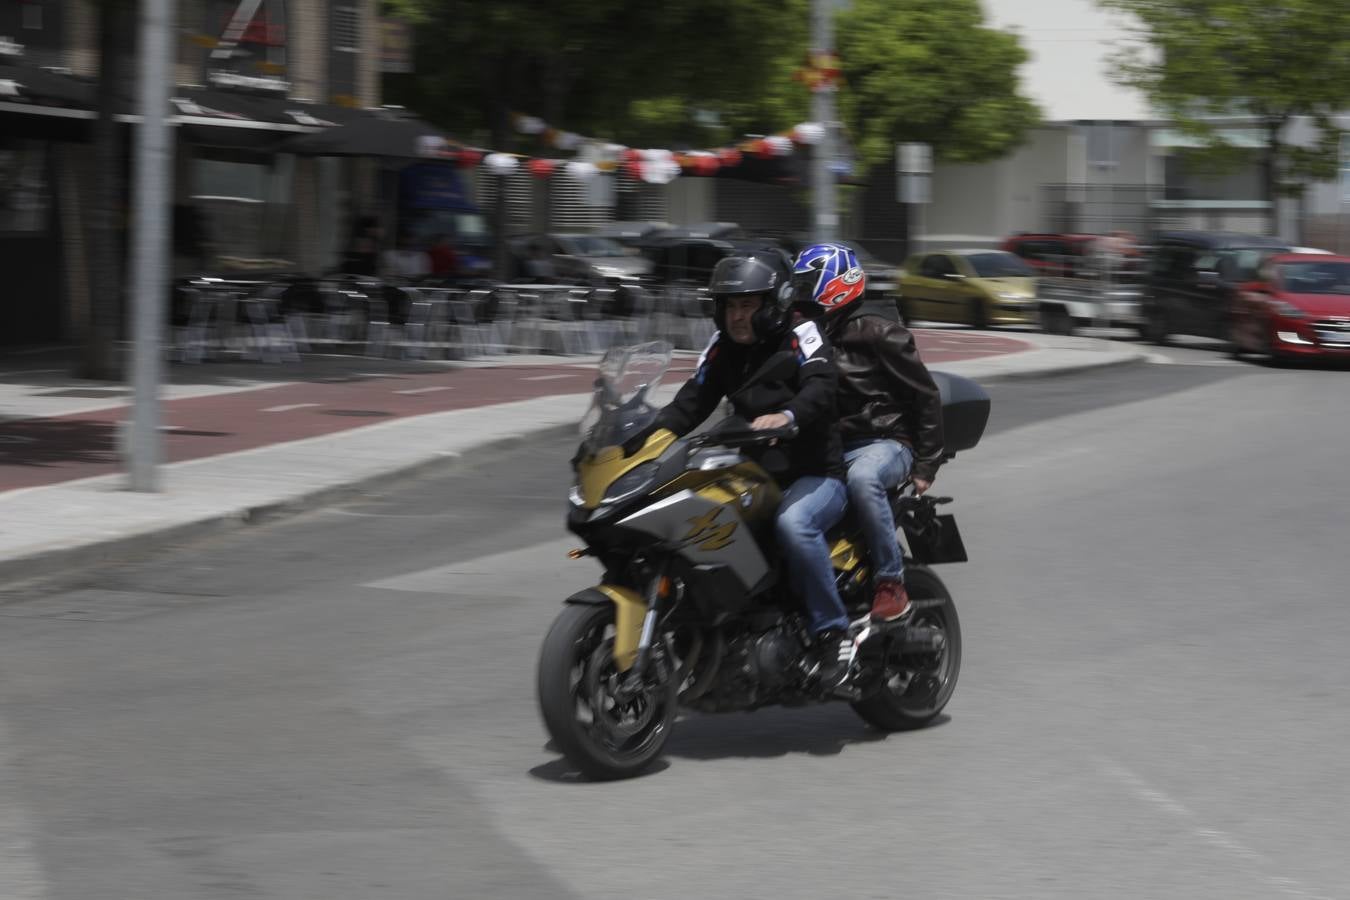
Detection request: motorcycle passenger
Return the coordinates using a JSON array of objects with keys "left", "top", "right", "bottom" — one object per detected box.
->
[
  {"left": 650, "top": 248, "right": 858, "bottom": 691},
  {"left": 791, "top": 243, "right": 945, "bottom": 623}
]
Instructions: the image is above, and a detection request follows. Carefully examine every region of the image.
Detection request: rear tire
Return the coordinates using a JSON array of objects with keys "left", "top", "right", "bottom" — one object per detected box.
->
[
  {"left": 537, "top": 602, "right": 677, "bottom": 780},
  {"left": 968, "top": 297, "right": 989, "bottom": 330},
  {"left": 1144, "top": 306, "right": 1172, "bottom": 346},
  {"left": 851, "top": 566, "right": 962, "bottom": 731}
]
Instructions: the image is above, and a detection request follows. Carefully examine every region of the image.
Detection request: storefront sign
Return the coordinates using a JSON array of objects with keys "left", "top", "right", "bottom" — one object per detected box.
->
[
  {"left": 208, "top": 70, "right": 289, "bottom": 93},
  {"left": 200, "top": 0, "right": 289, "bottom": 94}
]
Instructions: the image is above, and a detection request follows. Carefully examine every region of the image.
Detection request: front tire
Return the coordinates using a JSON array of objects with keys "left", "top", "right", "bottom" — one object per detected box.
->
[
  {"left": 537, "top": 602, "right": 677, "bottom": 780},
  {"left": 968, "top": 297, "right": 989, "bottom": 329},
  {"left": 852, "top": 566, "right": 962, "bottom": 731}
]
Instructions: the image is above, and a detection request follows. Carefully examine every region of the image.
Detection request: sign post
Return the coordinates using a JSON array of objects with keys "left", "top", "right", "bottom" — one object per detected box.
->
[{"left": 897, "top": 142, "right": 932, "bottom": 258}]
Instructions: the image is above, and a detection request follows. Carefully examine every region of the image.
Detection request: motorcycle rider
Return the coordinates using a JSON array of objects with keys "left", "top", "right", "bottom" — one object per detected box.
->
[
  {"left": 790, "top": 243, "right": 945, "bottom": 623},
  {"left": 649, "top": 248, "right": 858, "bottom": 691}
]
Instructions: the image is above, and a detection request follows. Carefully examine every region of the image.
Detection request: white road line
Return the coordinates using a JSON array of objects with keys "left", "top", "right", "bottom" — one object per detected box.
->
[
  {"left": 1099, "top": 758, "right": 1335, "bottom": 900},
  {"left": 394, "top": 386, "right": 454, "bottom": 395},
  {"left": 522, "top": 374, "right": 576, "bottom": 382},
  {"left": 261, "top": 403, "right": 320, "bottom": 413}
]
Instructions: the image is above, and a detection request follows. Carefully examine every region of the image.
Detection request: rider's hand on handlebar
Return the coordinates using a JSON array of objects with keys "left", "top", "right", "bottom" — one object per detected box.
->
[
  {"left": 750, "top": 413, "right": 792, "bottom": 431},
  {"left": 912, "top": 478, "right": 932, "bottom": 495}
]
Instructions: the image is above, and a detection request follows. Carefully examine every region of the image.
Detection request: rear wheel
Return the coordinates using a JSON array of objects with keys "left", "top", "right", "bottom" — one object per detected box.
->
[
  {"left": 967, "top": 297, "right": 989, "bottom": 329},
  {"left": 1040, "top": 304, "right": 1075, "bottom": 336},
  {"left": 851, "top": 566, "right": 962, "bottom": 731},
  {"left": 1144, "top": 306, "right": 1172, "bottom": 345},
  {"left": 537, "top": 602, "right": 677, "bottom": 780}
]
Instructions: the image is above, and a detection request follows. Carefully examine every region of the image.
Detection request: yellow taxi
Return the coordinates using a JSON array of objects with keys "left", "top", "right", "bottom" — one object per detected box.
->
[{"left": 898, "top": 249, "right": 1038, "bottom": 327}]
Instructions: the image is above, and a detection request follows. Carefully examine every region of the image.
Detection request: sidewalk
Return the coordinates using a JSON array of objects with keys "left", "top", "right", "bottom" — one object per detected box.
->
[{"left": 0, "top": 329, "right": 1146, "bottom": 585}]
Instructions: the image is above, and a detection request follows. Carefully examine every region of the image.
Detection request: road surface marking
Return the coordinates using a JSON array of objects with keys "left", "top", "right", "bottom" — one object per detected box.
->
[
  {"left": 1100, "top": 758, "right": 1334, "bottom": 900},
  {"left": 394, "top": 386, "right": 454, "bottom": 395},
  {"left": 261, "top": 403, "right": 320, "bottom": 413},
  {"left": 522, "top": 374, "right": 576, "bottom": 381}
]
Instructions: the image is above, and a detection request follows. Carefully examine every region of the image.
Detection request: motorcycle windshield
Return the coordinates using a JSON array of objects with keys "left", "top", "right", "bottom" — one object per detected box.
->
[{"left": 580, "top": 341, "right": 673, "bottom": 454}]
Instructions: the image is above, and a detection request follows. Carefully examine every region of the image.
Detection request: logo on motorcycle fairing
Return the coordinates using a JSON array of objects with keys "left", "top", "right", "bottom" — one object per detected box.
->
[{"left": 682, "top": 507, "right": 738, "bottom": 551}]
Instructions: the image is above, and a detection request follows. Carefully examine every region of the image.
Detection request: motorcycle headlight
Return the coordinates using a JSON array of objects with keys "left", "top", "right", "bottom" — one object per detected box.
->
[
  {"left": 1270, "top": 300, "right": 1306, "bottom": 319},
  {"left": 602, "top": 461, "right": 660, "bottom": 505}
]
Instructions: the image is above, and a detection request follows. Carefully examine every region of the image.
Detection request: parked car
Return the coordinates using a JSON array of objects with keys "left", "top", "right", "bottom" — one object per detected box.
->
[
  {"left": 1140, "top": 231, "right": 1294, "bottom": 344},
  {"left": 507, "top": 233, "right": 653, "bottom": 284},
  {"left": 1230, "top": 253, "right": 1350, "bottom": 362},
  {"left": 898, "top": 249, "right": 1039, "bottom": 327},
  {"left": 1002, "top": 233, "right": 1099, "bottom": 277},
  {"left": 593, "top": 221, "right": 672, "bottom": 249}
]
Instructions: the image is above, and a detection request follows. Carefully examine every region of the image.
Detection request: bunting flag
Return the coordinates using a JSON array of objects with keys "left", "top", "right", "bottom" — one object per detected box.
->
[{"left": 410, "top": 110, "right": 838, "bottom": 183}]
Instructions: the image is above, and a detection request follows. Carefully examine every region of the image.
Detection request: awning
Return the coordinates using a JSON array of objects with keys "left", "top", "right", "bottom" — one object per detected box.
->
[
  {"left": 278, "top": 110, "right": 452, "bottom": 159},
  {"left": 0, "top": 59, "right": 94, "bottom": 108}
]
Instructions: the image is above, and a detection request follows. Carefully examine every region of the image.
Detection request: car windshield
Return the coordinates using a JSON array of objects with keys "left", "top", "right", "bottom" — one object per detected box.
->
[
  {"left": 559, "top": 235, "right": 629, "bottom": 258},
  {"left": 965, "top": 252, "right": 1034, "bottom": 278},
  {"left": 1278, "top": 261, "right": 1350, "bottom": 294},
  {"left": 579, "top": 342, "right": 673, "bottom": 453}
]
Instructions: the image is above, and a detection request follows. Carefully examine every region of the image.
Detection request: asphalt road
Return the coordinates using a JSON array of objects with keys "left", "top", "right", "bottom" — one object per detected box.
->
[{"left": 1, "top": 344, "right": 1349, "bottom": 899}]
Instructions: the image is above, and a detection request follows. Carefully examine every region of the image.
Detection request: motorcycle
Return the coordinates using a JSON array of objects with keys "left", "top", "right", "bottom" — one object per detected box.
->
[{"left": 537, "top": 341, "right": 990, "bottom": 779}]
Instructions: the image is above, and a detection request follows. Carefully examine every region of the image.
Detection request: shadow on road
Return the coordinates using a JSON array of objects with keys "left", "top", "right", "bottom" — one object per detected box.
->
[{"left": 529, "top": 708, "right": 952, "bottom": 783}]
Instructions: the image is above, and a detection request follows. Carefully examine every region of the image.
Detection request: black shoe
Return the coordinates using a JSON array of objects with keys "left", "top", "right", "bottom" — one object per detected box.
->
[{"left": 813, "top": 629, "right": 857, "bottom": 694}]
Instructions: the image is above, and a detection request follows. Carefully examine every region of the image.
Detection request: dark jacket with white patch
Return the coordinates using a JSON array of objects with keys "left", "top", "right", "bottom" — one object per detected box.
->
[{"left": 655, "top": 321, "right": 843, "bottom": 483}]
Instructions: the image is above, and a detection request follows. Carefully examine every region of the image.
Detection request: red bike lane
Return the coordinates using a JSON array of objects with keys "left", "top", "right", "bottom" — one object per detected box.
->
[{"left": 0, "top": 331, "right": 1029, "bottom": 493}]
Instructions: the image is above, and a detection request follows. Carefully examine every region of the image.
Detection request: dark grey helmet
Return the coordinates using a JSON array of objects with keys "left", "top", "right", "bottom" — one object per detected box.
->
[{"left": 709, "top": 248, "right": 795, "bottom": 340}]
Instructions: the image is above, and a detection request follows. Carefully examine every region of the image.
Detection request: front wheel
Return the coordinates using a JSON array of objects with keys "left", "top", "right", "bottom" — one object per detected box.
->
[
  {"left": 537, "top": 602, "right": 678, "bottom": 780},
  {"left": 852, "top": 566, "right": 962, "bottom": 731}
]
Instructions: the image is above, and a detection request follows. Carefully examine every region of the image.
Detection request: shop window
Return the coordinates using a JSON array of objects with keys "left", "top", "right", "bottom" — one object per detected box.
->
[
  {"left": 190, "top": 153, "right": 295, "bottom": 271},
  {"left": 0, "top": 140, "right": 51, "bottom": 235}
]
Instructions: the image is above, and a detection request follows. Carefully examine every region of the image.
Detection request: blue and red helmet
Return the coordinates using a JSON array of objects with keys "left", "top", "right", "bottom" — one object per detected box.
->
[{"left": 791, "top": 242, "right": 866, "bottom": 318}]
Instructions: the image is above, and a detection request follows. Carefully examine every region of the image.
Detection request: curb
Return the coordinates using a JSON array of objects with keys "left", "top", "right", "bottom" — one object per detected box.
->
[
  {"left": 0, "top": 422, "right": 580, "bottom": 593},
  {"left": 960, "top": 348, "right": 1150, "bottom": 384}
]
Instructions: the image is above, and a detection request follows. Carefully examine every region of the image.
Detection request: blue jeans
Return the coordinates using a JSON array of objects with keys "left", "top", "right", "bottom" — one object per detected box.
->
[
  {"left": 842, "top": 439, "right": 915, "bottom": 584},
  {"left": 775, "top": 476, "right": 850, "bottom": 635}
]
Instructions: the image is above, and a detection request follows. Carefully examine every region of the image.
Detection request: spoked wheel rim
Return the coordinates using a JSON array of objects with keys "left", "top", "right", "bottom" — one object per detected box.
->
[
  {"left": 566, "top": 618, "right": 673, "bottom": 762},
  {"left": 882, "top": 600, "right": 957, "bottom": 717}
]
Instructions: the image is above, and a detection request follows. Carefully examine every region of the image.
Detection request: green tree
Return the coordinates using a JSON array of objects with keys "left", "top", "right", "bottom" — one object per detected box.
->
[
  {"left": 1101, "top": 0, "right": 1350, "bottom": 234},
  {"left": 835, "top": 0, "right": 1041, "bottom": 169},
  {"left": 382, "top": 0, "right": 804, "bottom": 149}
]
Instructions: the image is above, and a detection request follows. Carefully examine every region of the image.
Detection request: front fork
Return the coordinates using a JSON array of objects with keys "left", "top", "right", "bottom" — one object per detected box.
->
[{"left": 595, "top": 561, "right": 670, "bottom": 682}]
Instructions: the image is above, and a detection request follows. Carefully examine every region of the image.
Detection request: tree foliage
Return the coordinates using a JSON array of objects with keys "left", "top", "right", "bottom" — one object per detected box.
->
[
  {"left": 383, "top": 0, "right": 806, "bottom": 148},
  {"left": 383, "top": 0, "right": 1037, "bottom": 163},
  {"left": 836, "top": 0, "right": 1041, "bottom": 168},
  {"left": 1101, "top": 0, "right": 1350, "bottom": 229}
]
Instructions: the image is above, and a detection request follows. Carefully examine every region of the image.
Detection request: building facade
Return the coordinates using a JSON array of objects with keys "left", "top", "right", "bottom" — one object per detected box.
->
[{"left": 0, "top": 0, "right": 382, "bottom": 347}]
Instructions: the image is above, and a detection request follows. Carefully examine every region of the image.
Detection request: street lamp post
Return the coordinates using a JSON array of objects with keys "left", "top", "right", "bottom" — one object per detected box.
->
[
  {"left": 811, "top": 0, "right": 837, "bottom": 243},
  {"left": 127, "top": 0, "right": 175, "bottom": 491}
]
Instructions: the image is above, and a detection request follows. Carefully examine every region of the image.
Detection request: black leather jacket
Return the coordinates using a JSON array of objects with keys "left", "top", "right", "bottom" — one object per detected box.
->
[
  {"left": 825, "top": 307, "right": 945, "bottom": 482},
  {"left": 655, "top": 321, "right": 843, "bottom": 483}
]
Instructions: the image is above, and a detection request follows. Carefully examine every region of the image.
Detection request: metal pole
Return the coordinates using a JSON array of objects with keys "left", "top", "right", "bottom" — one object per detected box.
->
[
  {"left": 127, "top": 0, "right": 175, "bottom": 491},
  {"left": 811, "top": 0, "right": 837, "bottom": 242}
]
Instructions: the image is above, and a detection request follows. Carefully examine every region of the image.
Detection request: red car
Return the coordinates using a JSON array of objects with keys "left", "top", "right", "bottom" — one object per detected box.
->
[{"left": 1231, "top": 253, "right": 1350, "bottom": 361}]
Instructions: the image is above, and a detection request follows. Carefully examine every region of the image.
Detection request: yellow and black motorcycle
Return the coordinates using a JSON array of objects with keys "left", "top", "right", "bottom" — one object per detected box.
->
[{"left": 538, "top": 342, "right": 990, "bottom": 779}]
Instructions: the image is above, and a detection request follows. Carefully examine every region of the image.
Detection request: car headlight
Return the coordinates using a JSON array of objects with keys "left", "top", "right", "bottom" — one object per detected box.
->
[
  {"left": 601, "top": 461, "right": 660, "bottom": 505},
  {"left": 1270, "top": 300, "right": 1306, "bottom": 319}
]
